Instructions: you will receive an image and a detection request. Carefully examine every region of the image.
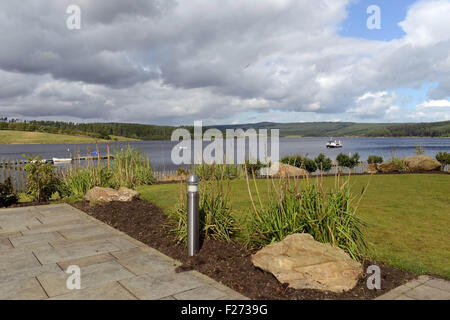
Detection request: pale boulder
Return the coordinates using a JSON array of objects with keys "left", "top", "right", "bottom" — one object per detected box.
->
[
  {"left": 252, "top": 233, "right": 362, "bottom": 292},
  {"left": 376, "top": 162, "right": 403, "bottom": 173},
  {"left": 270, "top": 163, "right": 309, "bottom": 178},
  {"left": 403, "top": 155, "right": 441, "bottom": 172},
  {"left": 85, "top": 187, "right": 139, "bottom": 202}
]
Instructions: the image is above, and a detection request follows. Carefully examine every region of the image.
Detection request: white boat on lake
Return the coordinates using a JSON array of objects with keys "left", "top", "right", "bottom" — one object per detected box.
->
[{"left": 326, "top": 139, "right": 342, "bottom": 148}]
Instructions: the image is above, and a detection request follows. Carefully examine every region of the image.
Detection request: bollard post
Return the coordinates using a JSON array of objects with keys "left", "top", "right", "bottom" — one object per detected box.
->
[{"left": 187, "top": 175, "right": 199, "bottom": 256}]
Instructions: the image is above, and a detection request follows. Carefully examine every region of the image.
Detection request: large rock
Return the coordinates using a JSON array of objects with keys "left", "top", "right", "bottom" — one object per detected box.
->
[
  {"left": 252, "top": 233, "right": 362, "bottom": 292},
  {"left": 376, "top": 162, "right": 403, "bottom": 173},
  {"left": 403, "top": 155, "right": 441, "bottom": 172},
  {"left": 85, "top": 187, "right": 139, "bottom": 202},
  {"left": 271, "top": 163, "right": 309, "bottom": 178}
]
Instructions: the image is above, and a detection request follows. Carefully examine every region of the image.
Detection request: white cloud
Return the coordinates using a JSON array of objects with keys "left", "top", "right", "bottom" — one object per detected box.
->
[
  {"left": 399, "top": 0, "right": 450, "bottom": 46},
  {"left": 417, "top": 99, "right": 450, "bottom": 108}
]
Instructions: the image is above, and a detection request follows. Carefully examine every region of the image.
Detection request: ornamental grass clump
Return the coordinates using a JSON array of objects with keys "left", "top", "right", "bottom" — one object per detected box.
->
[
  {"left": 60, "top": 165, "right": 114, "bottom": 198},
  {"left": 169, "top": 166, "right": 235, "bottom": 244},
  {"left": 244, "top": 171, "right": 369, "bottom": 261},
  {"left": 111, "top": 146, "right": 156, "bottom": 188},
  {"left": 193, "top": 163, "right": 243, "bottom": 181}
]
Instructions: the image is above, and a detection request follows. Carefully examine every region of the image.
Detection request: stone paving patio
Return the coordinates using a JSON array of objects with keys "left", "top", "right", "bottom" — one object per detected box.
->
[
  {"left": 0, "top": 204, "right": 246, "bottom": 300},
  {"left": 375, "top": 275, "right": 450, "bottom": 300},
  {"left": 1, "top": 203, "right": 448, "bottom": 300}
]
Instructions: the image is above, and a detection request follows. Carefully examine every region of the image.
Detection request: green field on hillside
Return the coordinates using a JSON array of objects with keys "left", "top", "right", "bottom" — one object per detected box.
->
[
  {"left": 138, "top": 174, "right": 450, "bottom": 278},
  {"left": 0, "top": 130, "right": 137, "bottom": 144}
]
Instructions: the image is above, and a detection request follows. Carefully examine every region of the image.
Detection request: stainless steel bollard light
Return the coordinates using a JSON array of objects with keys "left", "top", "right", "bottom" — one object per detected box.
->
[{"left": 187, "top": 175, "right": 200, "bottom": 256}]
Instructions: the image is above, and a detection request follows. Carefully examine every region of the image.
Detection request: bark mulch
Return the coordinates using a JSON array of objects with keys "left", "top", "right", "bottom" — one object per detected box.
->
[{"left": 72, "top": 199, "right": 417, "bottom": 300}]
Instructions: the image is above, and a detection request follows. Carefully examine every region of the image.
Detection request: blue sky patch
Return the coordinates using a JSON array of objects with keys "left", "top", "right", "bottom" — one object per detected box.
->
[{"left": 339, "top": 0, "right": 417, "bottom": 41}]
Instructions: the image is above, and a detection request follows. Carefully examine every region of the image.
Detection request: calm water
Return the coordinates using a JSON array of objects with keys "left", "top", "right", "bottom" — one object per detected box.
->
[{"left": 1, "top": 137, "right": 449, "bottom": 171}]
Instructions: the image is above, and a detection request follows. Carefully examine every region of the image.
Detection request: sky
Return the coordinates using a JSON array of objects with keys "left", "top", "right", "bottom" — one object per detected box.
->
[{"left": 0, "top": 0, "right": 449, "bottom": 126}]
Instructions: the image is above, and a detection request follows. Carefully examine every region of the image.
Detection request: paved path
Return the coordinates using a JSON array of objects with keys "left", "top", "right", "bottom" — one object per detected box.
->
[
  {"left": 376, "top": 275, "right": 450, "bottom": 300},
  {"left": 0, "top": 204, "right": 246, "bottom": 300}
]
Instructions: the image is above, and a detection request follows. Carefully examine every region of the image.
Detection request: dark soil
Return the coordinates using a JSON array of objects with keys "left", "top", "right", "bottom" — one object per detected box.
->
[{"left": 73, "top": 199, "right": 417, "bottom": 300}]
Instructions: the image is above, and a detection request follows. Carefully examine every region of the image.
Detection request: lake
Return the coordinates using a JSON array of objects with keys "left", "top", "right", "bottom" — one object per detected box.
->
[{"left": 1, "top": 137, "right": 449, "bottom": 171}]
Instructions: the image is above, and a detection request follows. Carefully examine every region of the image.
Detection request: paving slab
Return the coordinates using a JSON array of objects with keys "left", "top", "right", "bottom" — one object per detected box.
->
[
  {"left": 48, "top": 282, "right": 137, "bottom": 300},
  {"left": 0, "top": 264, "right": 61, "bottom": 286},
  {"left": 0, "top": 278, "right": 48, "bottom": 300},
  {"left": 116, "top": 252, "right": 178, "bottom": 276},
  {"left": 119, "top": 272, "right": 207, "bottom": 300},
  {"left": 37, "top": 261, "right": 135, "bottom": 297},
  {"left": 0, "top": 204, "right": 246, "bottom": 300},
  {"left": 9, "top": 232, "right": 64, "bottom": 248},
  {"left": 376, "top": 276, "right": 450, "bottom": 300},
  {"left": 0, "top": 238, "right": 12, "bottom": 250},
  {"left": 58, "top": 225, "right": 111, "bottom": 240},
  {"left": 0, "top": 249, "right": 41, "bottom": 274},
  {"left": 33, "top": 240, "right": 120, "bottom": 265},
  {"left": 56, "top": 253, "right": 115, "bottom": 270},
  {"left": 425, "top": 278, "right": 450, "bottom": 292},
  {"left": 173, "top": 285, "right": 228, "bottom": 300},
  {"left": 403, "top": 285, "right": 450, "bottom": 300}
]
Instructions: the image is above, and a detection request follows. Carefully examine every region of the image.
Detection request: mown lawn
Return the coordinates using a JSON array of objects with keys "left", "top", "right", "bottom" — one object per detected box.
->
[{"left": 138, "top": 174, "right": 450, "bottom": 278}]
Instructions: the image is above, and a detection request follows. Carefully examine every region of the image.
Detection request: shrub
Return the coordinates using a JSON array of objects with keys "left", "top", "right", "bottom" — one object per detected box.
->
[
  {"left": 23, "top": 155, "right": 61, "bottom": 202},
  {"left": 435, "top": 152, "right": 450, "bottom": 166},
  {"left": 244, "top": 175, "right": 369, "bottom": 260},
  {"left": 168, "top": 179, "right": 235, "bottom": 243},
  {"left": 0, "top": 177, "right": 18, "bottom": 207},
  {"left": 314, "top": 153, "right": 332, "bottom": 172},
  {"left": 281, "top": 154, "right": 317, "bottom": 173},
  {"left": 336, "top": 153, "right": 360, "bottom": 169},
  {"left": 367, "top": 155, "right": 383, "bottom": 164}
]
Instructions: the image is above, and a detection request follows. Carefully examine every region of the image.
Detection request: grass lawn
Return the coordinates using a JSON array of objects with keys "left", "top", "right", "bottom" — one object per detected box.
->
[
  {"left": 138, "top": 174, "right": 450, "bottom": 278},
  {"left": 0, "top": 130, "right": 138, "bottom": 144}
]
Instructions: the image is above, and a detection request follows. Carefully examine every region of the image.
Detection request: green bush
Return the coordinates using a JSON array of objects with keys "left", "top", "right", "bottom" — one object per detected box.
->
[
  {"left": 367, "top": 155, "right": 383, "bottom": 164},
  {"left": 281, "top": 155, "right": 317, "bottom": 173},
  {"left": 0, "top": 177, "right": 18, "bottom": 207},
  {"left": 168, "top": 179, "right": 235, "bottom": 243},
  {"left": 245, "top": 176, "right": 369, "bottom": 260},
  {"left": 23, "top": 155, "right": 61, "bottom": 202},
  {"left": 336, "top": 153, "right": 360, "bottom": 169},
  {"left": 435, "top": 152, "right": 450, "bottom": 166},
  {"left": 314, "top": 153, "right": 332, "bottom": 172}
]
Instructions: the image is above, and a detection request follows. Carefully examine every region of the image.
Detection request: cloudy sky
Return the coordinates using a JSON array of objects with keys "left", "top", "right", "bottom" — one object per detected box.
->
[{"left": 0, "top": 0, "right": 449, "bottom": 125}]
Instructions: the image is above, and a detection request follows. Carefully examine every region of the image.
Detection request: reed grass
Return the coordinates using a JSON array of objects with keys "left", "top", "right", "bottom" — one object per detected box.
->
[
  {"left": 244, "top": 170, "right": 370, "bottom": 260},
  {"left": 168, "top": 166, "right": 235, "bottom": 243}
]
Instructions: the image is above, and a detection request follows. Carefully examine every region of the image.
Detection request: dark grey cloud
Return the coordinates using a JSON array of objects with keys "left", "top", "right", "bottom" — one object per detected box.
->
[{"left": 0, "top": 0, "right": 449, "bottom": 124}]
